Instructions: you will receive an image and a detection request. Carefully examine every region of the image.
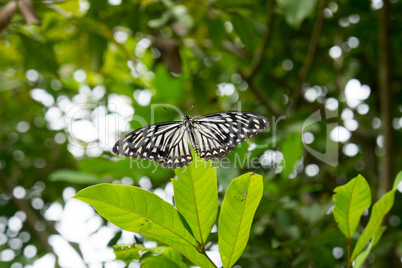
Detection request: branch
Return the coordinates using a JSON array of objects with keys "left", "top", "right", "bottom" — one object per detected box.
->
[
  {"left": 377, "top": 0, "right": 394, "bottom": 199},
  {"left": 291, "top": 0, "right": 327, "bottom": 113},
  {"left": 248, "top": 81, "right": 282, "bottom": 117},
  {"left": 242, "top": 1, "right": 275, "bottom": 81},
  {"left": 222, "top": 40, "right": 248, "bottom": 59}
]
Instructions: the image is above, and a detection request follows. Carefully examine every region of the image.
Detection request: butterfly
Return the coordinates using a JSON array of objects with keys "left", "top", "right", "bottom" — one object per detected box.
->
[{"left": 113, "top": 111, "right": 270, "bottom": 169}]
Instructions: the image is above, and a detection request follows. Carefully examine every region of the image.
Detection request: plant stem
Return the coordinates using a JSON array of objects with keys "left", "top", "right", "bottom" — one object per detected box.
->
[
  {"left": 202, "top": 248, "right": 218, "bottom": 268},
  {"left": 347, "top": 238, "right": 351, "bottom": 268}
]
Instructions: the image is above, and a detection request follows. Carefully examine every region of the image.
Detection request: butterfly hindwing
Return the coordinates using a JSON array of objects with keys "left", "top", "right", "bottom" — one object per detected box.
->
[
  {"left": 191, "top": 111, "right": 270, "bottom": 161},
  {"left": 113, "top": 121, "right": 192, "bottom": 168}
]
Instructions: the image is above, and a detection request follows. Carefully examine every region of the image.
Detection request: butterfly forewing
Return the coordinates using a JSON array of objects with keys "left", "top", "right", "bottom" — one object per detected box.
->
[
  {"left": 191, "top": 111, "right": 270, "bottom": 161},
  {"left": 113, "top": 121, "right": 193, "bottom": 168}
]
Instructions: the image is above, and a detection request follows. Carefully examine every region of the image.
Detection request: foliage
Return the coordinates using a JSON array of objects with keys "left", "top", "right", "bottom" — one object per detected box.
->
[
  {"left": 0, "top": 0, "right": 402, "bottom": 267},
  {"left": 74, "top": 155, "right": 263, "bottom": 267},
  {"left": 333, "top": 173, "right": 401, "bottom": 268},
  {"left": 333, "top": 175, "right": 371, "bottom": 239}
]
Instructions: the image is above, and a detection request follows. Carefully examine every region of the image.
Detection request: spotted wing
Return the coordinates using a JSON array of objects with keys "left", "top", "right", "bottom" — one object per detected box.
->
[
  {"left": 112, "top": 121, "right": 192, "bottom": 168},
  {"left": 190, "top": 111, "right": 270, "bottom": 161}
]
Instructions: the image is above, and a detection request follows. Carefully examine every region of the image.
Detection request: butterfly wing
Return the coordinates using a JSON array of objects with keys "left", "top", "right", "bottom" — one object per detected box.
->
[
  {"left": 191, "top": 111, "right": 270, "bottom": 161},
  {"left": 113, "top": 121, "right": 193, "bottom": 168}
]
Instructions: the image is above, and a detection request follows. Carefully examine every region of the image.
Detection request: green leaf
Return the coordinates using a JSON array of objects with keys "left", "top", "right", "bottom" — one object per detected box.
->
[
  {"left": 73, "top": 184, "right": 214, "bottom": 268},
  {"left": 157, "top": 247, "right": 187, "bottom": 268},
  {"left": 232, "top": 14, "right": 259, "bottom": 49},
  {"left": 113, "top": 245, "right": 186, "bottom": 267},
  {"left": 281, "top": 132, "right": 303, "bottom": 178},
  {"left": 218, "top": 173, "right": 263, "bottom": 268},
  {"left": 392, "top": 171, "right": 402, "bottom": 191},
  {"left": 49, "top": 169, "right": 101, "bottom": 184},
  {"left": 56, "top": 0, "right": 79, "bottom": 13},
  {"left": 333, "top": 175, "right": 371, "bottom": 238},
  {"left": 208, "top": 18, "right": 226, "bottom": 46},
  {"left": 351, "top": 189, "right": 396, "bottom": 260},
  {"left": 113, "top": 244, "right": 142, "bottom": 262},
  {"left": 172, "top": 154, "right": 218, "bottom": 246},
  {"left": 277, "top": 0, "right": 317, "bottom": 28},
  {"left": 354, "top": 226, "right": 386, "bottom": 268}
]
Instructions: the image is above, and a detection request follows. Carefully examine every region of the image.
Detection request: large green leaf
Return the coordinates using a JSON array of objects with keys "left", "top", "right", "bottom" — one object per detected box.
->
[
  {"left": 281, "top": 132, "right": 303, "bottom": 178},
  {"left": 218, "top": 173, "right": 263, "bottom": 268},
  {"left": 173, "top": 155, "right": 218, "bottom": 245},
  {"left": 333, "top": 175, "right": 371, "bottom": 238},
  {"left": 354, "top": 226, "right": 386, "bottom": 268},
  {"left": 73, "top": 184, "right": 214, "bottom": 268},
  {"left": 277, "top": 0, "right": 317, "bottom": 28},
  {"left": 351, "top": 189, "right": 396, "bottom": 260}
]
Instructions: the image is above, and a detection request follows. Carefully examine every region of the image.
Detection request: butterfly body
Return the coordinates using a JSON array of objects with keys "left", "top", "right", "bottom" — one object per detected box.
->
[{"left": 113, "top": 111, "right": 270, "bottom": 169}]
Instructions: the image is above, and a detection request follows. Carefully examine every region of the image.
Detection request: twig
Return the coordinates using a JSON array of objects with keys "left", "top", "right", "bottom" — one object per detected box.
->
[
  {"left": 222, "top": 40, "right": 248, "bottom": 59},
  {"left": 201, "top": 249, "right": 218, "bottom": 268},
  {"left": 291, "top": 0, "right": 327, "bottom": 113}
]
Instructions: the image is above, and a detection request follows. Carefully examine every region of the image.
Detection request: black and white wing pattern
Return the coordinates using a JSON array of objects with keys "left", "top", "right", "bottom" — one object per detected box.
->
[
  {"left": 190, "top": 111, "right": 270, "bottom": 161},
  {"left": 112, "top": 121, "right": 193, "bottom": 169},
  {"left": 113, "top": 111, "right": 270, "bottom": 169}
]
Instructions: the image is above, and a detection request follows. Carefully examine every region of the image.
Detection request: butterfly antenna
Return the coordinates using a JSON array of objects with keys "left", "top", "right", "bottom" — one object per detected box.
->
[{"left": 186, "top": 103, "right": 195, "bottom": 114}]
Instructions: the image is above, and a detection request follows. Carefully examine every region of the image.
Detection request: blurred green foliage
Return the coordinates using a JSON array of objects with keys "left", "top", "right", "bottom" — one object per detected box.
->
[
  {"left": 0, "top": 0, "right": 401, "bottom": 267},
  {"left": 333, "top": 174, "right": 400, "bottom": 267}
]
